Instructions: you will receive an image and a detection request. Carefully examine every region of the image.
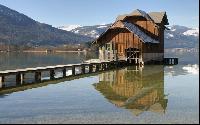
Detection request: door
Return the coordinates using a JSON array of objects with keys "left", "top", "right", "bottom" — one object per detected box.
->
[
  {"left": 126, "top": 48, "right": 140, "bottom": 64},
  {"left": 117, "top": 43, "right": 125, "bottom": 60}
]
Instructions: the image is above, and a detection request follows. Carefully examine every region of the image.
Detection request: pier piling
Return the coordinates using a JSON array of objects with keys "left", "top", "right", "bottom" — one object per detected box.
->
[
  {"left": 89, "top": 64, "right": 93, "bottom": 73},
  {"left": 16, "top": 73, "right": 23, "bottom": 85},
  {"left": 35, "top": 72, "right": 41, "bottom": 83},
  {"left": 0, "top": 76, "right": 5, "bottom": 88},
  {"left": 72, "top": 66, "right": 76, "bottom": 76},
  {"left": 62, "top": 68, "right": 66, "bottom": 77},
  {"left": 50, "top": 70, "right": 55, "bottom": 80},
  {"left": 81, "top": 64, "right": 85, "bottom": 74},
  {"left": 96, "top": 64, "right": 99, "bottom": 72}
]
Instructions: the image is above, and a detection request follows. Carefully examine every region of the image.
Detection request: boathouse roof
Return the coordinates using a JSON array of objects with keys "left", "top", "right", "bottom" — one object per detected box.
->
[
  {"left": 148, "top": 12, "right": 169, "bottom": 25},
  {"left": 116, "top": 9, "right": 168, "bottom": 25},
  {"left": 94, "top": 20, "right": 159, "bottom": 44},
  {"left": 123, "top": 21, "right": 159, "bottom": 43}
]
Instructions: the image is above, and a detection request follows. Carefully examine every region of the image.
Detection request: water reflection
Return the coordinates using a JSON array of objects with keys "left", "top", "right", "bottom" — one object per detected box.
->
[
  {"left": 94, "top": 65, "right": 168, "bottom": 116},
  {"left": 164, "top": 64, "right": 199, "bottom": 76}
]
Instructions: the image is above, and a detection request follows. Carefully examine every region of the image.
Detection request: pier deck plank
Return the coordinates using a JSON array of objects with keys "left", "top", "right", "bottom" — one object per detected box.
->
[{"left": 0, "top": 62, "right": 101, "bottom": 75}]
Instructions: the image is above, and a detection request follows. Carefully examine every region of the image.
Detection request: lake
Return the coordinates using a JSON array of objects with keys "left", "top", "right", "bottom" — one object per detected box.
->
[{"left": 0, "top": 52, "right": 199, "bottom": 124}]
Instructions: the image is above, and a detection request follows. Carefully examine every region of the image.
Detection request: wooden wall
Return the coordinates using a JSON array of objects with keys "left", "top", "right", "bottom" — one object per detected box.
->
[{"left": 98, "top": 28, "right": 143, "bottom": 59}]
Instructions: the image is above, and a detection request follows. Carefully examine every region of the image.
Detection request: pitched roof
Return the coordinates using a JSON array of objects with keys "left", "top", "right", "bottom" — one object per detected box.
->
[
  {"left": 116, "top": 9, "right": 154, "bottom": 21},
  {"left": 94, "top": 21, "right": 159, "bottom": 44},
  {"left": 116, "top": 14, "right": 129, "bottom": 21},
  {"left": 130, "top": 9, "right": 154, "bottom": 21},
  {"left": 148, "top": 12, "right": 168, "bottom": 24},
  {"left": 115, "top": 9, "right": 168, "bottom": 25},
  {"left": 123, "top": 22, "right": 159, "bottom": 43}
]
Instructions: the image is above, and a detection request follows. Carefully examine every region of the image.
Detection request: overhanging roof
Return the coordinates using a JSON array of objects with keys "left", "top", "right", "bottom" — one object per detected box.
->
[
  {"left": 123, "top": 22, "right": 159, "bottom": 43},
  {"left": 148, "top": 12, "right": 169, "bottom": 25},
  {"left": 116, "top": 9, "right": 154, "bottom": 22},
  {"left": 116, "top": 9, "right": 169, "bottom": 25},
  {"left": 130, "top": 9, "right": 154, "bottom": 22},
  {"left": 93, "top": 21, "right": 159, "bottom": 44}
]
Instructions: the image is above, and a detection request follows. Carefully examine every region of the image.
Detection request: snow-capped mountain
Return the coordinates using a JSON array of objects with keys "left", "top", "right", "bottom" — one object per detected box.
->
[
  {"left": 165, "top": 25, "right": 199, "bottom": 48},
  {"left": 166, "top": 25, "right": 199, "bottom": 38},
  {"left": 59, "top": 24, "right": 199, "bottom": 49},
  {"left": 59, "top": 24, "right": 111, "bottom": 38},
  {"left": 71, "top": 24, "right": 111, "bottom": 38},
  {"left": 57, "top": 25, "right": 81, "bottom": 31},
  {"left": 183, "top": 28, "right": 199, "bottom": 37}
]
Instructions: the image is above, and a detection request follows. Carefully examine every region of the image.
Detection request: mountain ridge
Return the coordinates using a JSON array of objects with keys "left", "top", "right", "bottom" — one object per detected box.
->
[
  {"left": 0, "top": 4, "right": 92, "bottom": 47},
  {"left": 59, "top": 24, "right": 199, "bottom": 49}
]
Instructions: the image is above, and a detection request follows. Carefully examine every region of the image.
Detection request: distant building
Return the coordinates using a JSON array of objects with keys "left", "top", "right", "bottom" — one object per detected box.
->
[
  {"left": 93, "top": 9, "right": 169, "bottom": 64},
  {"left": 46, "top": 49, "right": 53, "bottom": 53}
]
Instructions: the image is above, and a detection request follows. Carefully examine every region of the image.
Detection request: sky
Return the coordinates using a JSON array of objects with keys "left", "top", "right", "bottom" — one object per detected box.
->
[{"left": 0, "top": 0, "right": 199, "bottom": 28}]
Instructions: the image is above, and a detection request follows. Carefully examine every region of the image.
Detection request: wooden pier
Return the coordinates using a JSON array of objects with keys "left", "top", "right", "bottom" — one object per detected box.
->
[
  {"left": 0, "top": 58, "right": 178, "bottom": 89},
  {"left": 0, "top": 61, "right": 127, "bottom": 87}
]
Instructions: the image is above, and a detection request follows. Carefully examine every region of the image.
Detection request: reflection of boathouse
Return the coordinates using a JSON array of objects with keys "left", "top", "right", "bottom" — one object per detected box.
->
[
  {"left": 93, "top": 9, "right": 169, "bottom": 65},
  {"left": 94, "top": 66, "right": 167, "bottom": 116}
]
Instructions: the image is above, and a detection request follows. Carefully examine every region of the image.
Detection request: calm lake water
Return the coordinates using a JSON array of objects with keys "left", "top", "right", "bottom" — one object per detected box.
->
[
  {"left": 0, "top": 52, "right": 97, "bottom": 71},
  {"left": 0, "top": 52, "right": 199, "bottom": 124}
]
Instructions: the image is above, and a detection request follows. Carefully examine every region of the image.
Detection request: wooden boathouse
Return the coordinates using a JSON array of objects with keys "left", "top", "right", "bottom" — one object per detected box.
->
[{"left": 93, "top": 9, "right": 169, "bottom": 65}]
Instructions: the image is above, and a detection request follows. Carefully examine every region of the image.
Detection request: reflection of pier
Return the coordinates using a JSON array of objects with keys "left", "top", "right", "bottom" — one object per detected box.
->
[{"left": 94, "top": 66, "right": 167, "bottom": 116}]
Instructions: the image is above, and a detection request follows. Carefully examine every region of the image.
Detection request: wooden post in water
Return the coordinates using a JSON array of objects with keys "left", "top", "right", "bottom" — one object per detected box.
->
[
  {"left": 175, "top": 58, "right": 178, "bottom": 64},
  {"left": 16, "top": 73, "right": 22, "bottom": 84},
  {"left": 101, "top": 63, "right": 105, "bottom": 71},
  {"left": 107, "top": 62, "right": 109, "bottom": 69},
  {"left": 0, "top": 76, "right": 5, "bottom": 83},
  {"left": 0, "top": 76, "right": 5, "bottom": 88},
  {"left": 115, "top": 61, "right": 118, "bottom": 68},
  {"left": 96, "top": 64, "right": 99, "bottom": 72},
  {"left": 50, "top": 70, "right": 55, "bottom": 80},
  {"left": 111, "top": 61, "right": 115, "bottom": 68},
  {"left": 35, "top": 71, "right": 41, "bottom": 83},
  {"left": 99, "top": 63, "right": 102, "bottom": 71},
  {"left": 62, "top": 68, "right": 66, "bottom": 77},
  {"left": 108, "top": 62, "right": 112, "bottom": 70},
  {"left": 108, "top": 62, "right": 112, "bottom": 69},
  {"left": 72, "top": 66, "right": 76, "bottom": 76},
  {"left": 167, "top": 58, "right": 169, "bottom": 64},
  {"left": 104, "top": 62, "right": 107, "bottom": 70},
  {"left": 20, "top": 73, "right": 25, "bottom": 84},
  {"left": 170, "top": 59, "right": 173, "bottom": 65},
  {"left": 81, "top": 64, "right": 85, "bottom": 74},
  {"left": 89, "top": 64, "right": 93, "bottom": 73}
]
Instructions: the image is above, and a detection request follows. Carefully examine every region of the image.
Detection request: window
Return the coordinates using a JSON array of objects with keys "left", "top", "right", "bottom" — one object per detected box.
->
[{"left": 106, "top": 43, "right": 111, "bottom": 51}]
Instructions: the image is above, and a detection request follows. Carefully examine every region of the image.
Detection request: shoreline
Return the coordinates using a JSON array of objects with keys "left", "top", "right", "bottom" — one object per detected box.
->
[{"left": 0, "top": 50, "right": 87, "bottom": 53}]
